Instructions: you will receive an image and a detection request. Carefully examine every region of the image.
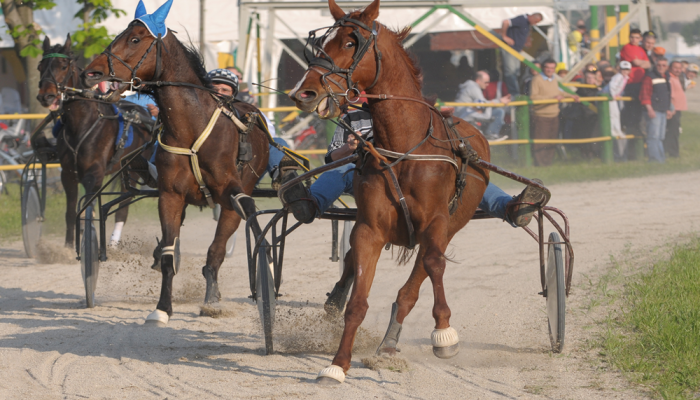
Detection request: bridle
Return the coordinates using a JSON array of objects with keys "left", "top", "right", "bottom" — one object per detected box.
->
[
  {"left": 39, "top": 52, "right": 77, "bottom": 109},
  {"left": 305, "top": 15, "right": 382, "bottom": 110},
  {"left": 101, "top": 21, "right": 165, "bottom": 91}
]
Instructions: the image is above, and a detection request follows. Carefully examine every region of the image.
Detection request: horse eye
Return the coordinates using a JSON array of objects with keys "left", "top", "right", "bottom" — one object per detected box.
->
[
  {"left": 344, "top": 41, "right": 355, "bottom": 48},
  {"left": 130, "top": 37, "right": 140, "bottom": 44}
]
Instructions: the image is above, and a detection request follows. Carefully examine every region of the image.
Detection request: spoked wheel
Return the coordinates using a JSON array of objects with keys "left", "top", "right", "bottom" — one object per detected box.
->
[
  {"left": 80, "top": 205, "right": 100, "bottom": 308},
  {"left": 545, "top": 232, "right": 565, "bottom": 353},
  {"left": 338, "top": 221, "right": 353, "bottom": 278},
  {"left": 21, "top": 181, "right": 42, "bottom": 258},
  {"left": 257, "top": 242, "right": 276, "bottom": 355},
  {"left": 225, "top": 231, "right": 237, "bottom": 258}
]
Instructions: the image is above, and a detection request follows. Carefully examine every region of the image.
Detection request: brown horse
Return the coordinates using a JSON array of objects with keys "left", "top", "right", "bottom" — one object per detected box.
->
[
  {"left": 37, "top": 35, "right": 153, "bottom": 249},
  {"left": 289, "top": 0, "right": 490, "bottom": 384},
  {"left": 82, "top": 21, "right": 270, "bottom": 324}
]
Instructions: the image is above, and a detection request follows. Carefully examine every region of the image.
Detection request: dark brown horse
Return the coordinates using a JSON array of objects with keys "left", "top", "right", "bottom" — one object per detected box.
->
[
  {"left": 289, "top": 0, "right": 490, "bottom": 384},
  {"left": 82, "top": 21, "right": 270, "bottom": 325},
  {"left": 37, "top": 35, "right": 153, "bottom": 249}
]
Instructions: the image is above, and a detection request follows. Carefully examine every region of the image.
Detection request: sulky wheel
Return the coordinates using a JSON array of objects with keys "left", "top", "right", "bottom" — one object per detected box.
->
[
  {"left": 338, "top": 221, "right": 353, "bottom": 278},
  {"left": 21, "top": 180, "right": 42, "bottom": 258},
  {"left": 257, "top": 242, "right": 276, "bottom": 355},
  {"left": 545, "top": 232, "right": 565, "bottom": 353},
  {"left": 80, "top": 204, "right": 100, "bottom": 308}
]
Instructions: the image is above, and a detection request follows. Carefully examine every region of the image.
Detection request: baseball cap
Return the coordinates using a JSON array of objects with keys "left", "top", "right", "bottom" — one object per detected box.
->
[
  {"left": 688, "top": 64, "right": 700, "bottom": 73},
  {"left": 643, "top": 30, "right": 656, "bottom": 38},
  {"left": 652, "top": 46, "right": 666, "bottom": 56},
  {"left": 619, "top": 61, "right": 632, "bottom": 70}
]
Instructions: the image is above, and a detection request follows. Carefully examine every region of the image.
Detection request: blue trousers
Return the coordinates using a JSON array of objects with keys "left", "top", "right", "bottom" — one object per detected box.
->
[
  {"left": 501, "top": 50, "right": 521, "bottom": 96},
  {"left": 645, "top": 111, "right": 666, "bottom": 163},
  {"left": 309, "top": 163, "right": 517, "bottom": 227}
]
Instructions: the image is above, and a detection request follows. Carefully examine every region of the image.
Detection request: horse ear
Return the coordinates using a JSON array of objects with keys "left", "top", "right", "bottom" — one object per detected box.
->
[
  {"left": 42, "top": 36, "right": 51, "bottom": 53},
  {"left": 135, "top": 0, "right": 147, "bottom": 19},
  {"left": 152, "top": 0, "right": 174, "bottom": 23},
  {"left": 360, "top": 0, "right": 380, "bottom": 22},
  {"left": 328, "top": 0, "right": 345, "bottom": 21},
  {"left": 64, "top": 34, "right": 72, "bottom": 52}
]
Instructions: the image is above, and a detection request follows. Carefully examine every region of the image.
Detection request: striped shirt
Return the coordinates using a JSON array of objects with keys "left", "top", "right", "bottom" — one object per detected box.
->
[{"left": 324, "top": 107, "right": 373, "bottom": 164}]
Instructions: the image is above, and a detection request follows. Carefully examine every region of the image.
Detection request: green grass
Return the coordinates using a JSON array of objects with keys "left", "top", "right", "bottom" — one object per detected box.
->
[
  {"left": 602, "top": 238, "right": 700, "bottom": 399},
  {"left": 489, "top": 112, "right": 700, "bottom": 189}
]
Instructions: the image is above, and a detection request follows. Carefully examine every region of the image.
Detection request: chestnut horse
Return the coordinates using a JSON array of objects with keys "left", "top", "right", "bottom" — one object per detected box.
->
[
  {"left": 82, "top": 21, "right": 269, "bottom": 325},
  {"left": 289, "top": 0, "right": 490, "bottom": 384},
  {"left": 37, "top": 35, "right": 153, "bottom": 249}
]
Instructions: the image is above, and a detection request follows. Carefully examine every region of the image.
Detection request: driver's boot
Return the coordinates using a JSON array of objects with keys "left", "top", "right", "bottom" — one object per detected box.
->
[
  {"left": 506, "top": 179, "right": 546, "bottom": 227},
  {"left": 129, "top": 155, "right": 158, "bottom": 188}
]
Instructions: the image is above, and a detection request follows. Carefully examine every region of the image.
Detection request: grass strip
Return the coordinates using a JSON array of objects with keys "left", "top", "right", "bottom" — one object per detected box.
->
[{"left": 602, "top": 237, "right": 700, "bottom": 400}]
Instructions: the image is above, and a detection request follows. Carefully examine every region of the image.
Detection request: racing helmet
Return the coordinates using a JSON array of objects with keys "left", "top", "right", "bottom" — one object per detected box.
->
[{"left": 207, "top": 69, "right": 239, "bottom": 96}]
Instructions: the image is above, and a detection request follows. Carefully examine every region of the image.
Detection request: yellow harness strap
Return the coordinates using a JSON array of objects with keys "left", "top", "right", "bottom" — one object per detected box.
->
[{"left": 158, "top": 107, "right": 222, "bottom": 209}]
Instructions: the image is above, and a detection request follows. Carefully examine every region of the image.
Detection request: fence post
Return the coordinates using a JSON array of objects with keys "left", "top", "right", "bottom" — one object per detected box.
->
[
  {"left": 599, "top": 96, "right": 614, "bottom": 163},
  {"left": 515, "top": 95, "right": 532, "bottom": 167}
]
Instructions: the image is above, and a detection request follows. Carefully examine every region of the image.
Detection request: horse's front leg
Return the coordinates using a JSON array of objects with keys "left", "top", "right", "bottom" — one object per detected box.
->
[
  {"left": 61, "top": 162, "right": 79, "bottom": 248},
  {"left": 202, "top": 206, "right": 241, "bottom": 306},
  {"left": 324, "top": 249, "right": 355, "bottom": 316},
  {"left": 421, "top": 216, "right": 459, "bottom": 359},
  {"left": 146, "top": 191, "right": 185, "bottom": 326},
  {"left": 317, "top": 222, "right": 384, "bottom": 385}
]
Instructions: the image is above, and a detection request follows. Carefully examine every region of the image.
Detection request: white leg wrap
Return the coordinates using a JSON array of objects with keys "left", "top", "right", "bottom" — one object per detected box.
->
[
  {"left": 148, "top": 161, "right": 158, "bottom": 181},
  {"left": 109, "top": 221, "right": 125, "bottom": 247},
  {"left": 317, "top": 365, "right": 345, "bottom": 383},
  {"left": 431, "top": 327, "right": 459, "bottom": 348},
  {"left": 145, "top": 309, "right": 169, "bottom": 325}
]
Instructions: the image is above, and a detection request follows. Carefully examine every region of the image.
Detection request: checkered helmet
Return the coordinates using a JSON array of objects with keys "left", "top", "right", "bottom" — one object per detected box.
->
[{"left": 207, "top": 69, "right": 239, "bottom": 96}]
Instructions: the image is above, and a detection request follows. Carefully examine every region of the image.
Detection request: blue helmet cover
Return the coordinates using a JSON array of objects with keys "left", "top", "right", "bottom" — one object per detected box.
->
[{"left": 134, "top": 0, "right": 174, "bottom": 38}]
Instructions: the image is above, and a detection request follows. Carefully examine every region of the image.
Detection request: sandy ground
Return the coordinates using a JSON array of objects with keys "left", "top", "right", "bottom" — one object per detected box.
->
[{"left": 1, "top": 170, "right": 699, "bottom": 399}]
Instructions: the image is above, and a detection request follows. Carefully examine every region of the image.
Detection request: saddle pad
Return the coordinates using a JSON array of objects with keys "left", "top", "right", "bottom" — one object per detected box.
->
[{"left": 111, "top": 104, "right": 134, "bottom": 148}]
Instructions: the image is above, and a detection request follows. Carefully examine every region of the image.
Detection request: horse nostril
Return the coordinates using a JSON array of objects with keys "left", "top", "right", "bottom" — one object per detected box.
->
[{"left": 298, "top": 90, "right": 317, "bottom": 101}]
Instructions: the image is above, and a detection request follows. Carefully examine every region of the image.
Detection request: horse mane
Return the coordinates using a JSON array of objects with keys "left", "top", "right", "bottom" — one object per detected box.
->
[
  {"left": 174, "top": 36, "right": 212, "bottom": 88},
  {"left": 391, "top": 26, "right": 423, "bottom": 91}
]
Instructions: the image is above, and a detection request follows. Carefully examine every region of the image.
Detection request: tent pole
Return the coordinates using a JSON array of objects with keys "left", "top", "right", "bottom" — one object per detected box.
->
[
  {"left": 606, "top": 6, "right": 619, "bottom": 61},
  {"left": 256, "top": 12, "right": 262, "bottom": 106},
  {"left": 590, "top": 6, "right": 600, "bottom": 60},
  {"left": 404, "top": 10, "right": 451, "bottom": 48},
  {"left": 410, "top": 6, "right": 438, "bottom": 28},
  {"left": 199, "top": 0, "right": 206, "bottom": 56}
]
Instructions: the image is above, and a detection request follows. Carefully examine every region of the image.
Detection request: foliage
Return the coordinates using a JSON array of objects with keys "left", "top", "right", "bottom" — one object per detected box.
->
[
  {"left": 72, "top": 0, "right": 126, "bottom": 58},
  {"left": 602, "top": 238, "right": 700, "bottom": 399},
  {"left": 681, "top": 16, "right": 700, "bottom": 47}
]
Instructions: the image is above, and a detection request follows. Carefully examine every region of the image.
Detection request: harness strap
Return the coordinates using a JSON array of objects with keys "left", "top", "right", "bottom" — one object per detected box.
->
[
  {"left": 157, "top": 107, "right": 222, "bottom": 209},
  {"left": 375, "top": 148, "right": 460, "bottom": 170}
]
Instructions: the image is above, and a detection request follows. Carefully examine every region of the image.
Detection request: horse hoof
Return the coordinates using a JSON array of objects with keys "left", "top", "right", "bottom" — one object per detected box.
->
[
  {"left": 433, "top": 343, "right": 460, "bottom": 359},
  {"left": 145, "top": 309, "right": 169, "bottom": 326},
  {"left": 376, "top": 346, "right": 398, "bottom": 356},
  {"left": 431, "top": 327, "right": 459, "bottom": 359},
  {"left": 316, "top": 365, "right": 345, "bottom": 385}
]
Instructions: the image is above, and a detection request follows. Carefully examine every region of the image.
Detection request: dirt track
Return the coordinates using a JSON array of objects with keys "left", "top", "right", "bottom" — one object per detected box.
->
[{"left": 1, "top": 170, "right": 699, "bottom": 399}]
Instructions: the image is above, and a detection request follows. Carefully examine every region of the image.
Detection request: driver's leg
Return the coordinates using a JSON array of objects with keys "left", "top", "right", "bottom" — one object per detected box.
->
[
  {"left": 480, "top": 181, "right": 546, "bottom": 228},
  {"left": 283, "top": 163, "right": 355, "bottom": 223}
]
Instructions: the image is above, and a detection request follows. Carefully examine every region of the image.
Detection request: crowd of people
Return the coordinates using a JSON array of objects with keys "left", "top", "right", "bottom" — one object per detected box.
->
[{"left": 452, "top": 12, "right": 697, "bottom": 166}]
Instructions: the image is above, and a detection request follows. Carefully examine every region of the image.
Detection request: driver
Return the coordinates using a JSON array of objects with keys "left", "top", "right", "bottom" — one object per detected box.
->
[{"left": 283, "top": 103, "right": 546, "bottom": 228}]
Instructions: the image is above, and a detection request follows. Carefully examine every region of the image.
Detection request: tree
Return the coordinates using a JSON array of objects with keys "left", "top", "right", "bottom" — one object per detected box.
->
[
  {"left": 1, "top": 0, "right": 57, "bottom": 114},
  {"left": 681, "top": 16, "right": 700, "bottom": 47},
  {"left": 0, "top": 0, "right": 124, "bottom": 114}
]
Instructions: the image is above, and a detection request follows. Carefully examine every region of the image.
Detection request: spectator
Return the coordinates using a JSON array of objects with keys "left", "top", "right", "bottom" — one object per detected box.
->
[
  {"left": 642, "top": 31, "right": 657, "bottom": 60},
  {"left": 640, "top": 57, "right": 673, "bottom": 163},
  {"left": 454, "top": 70, "right": 511, "bottom": 141},
  {"left": 530, "top": 59, "right": 579, "bottom": 166},
  {"left": 500, "top": 13, "right": 543, "bottom": 96},
  {"left": 568, "top": 20, "right": 587, "bottom": 63},
  {"left": 601, "top": 67, "right": 616, "bottom": 88},
  {"left": 651, "top": 46, "right": 666, "bottom": 65},
  {"left": 686, "top": 64, "right": 698, "bottom": 89},
  {"left": 483, "top": 70, "right": 509, "bottom": 101},
  {"left": 681, "top": 60, "right": 689, "bottom": 74},
  {"left": 608, "top": 61, "right": 631, "bottom": 160},
  {"left": 665, "top": 60, "right": 687, "bottom": 158},
  {"left": 577, "top": 70, "right": 602, "bottom": 158},
  {"left": 620, "top": 29, "right": 651, "bottom": 146},
  {"left": 557, "top": 69, "right": 569, "bottom": 78},
  {"left": 226, "top": 65, "right": 255, "bottom": 104},
  {"left": 522, "top": 62, "right": 541, "bottom": 96}
]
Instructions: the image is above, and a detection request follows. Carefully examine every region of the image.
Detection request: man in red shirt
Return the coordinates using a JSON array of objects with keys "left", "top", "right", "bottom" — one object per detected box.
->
[{"left": 619, "top": 29, "right": 651, "bottom": 147}]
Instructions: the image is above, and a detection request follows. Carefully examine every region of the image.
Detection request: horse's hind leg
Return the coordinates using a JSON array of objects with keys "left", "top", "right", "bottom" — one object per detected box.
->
[
  {"left": 146, "top": 191, "right": 185, "bottom": 326},
  {"left": 421, "top": 217, "right": 459, "bottom": 359},
  {"left": 202, "top": 207, "right": 242, "bottom": 306},
  {"left": 376, "top": 245, "right": 428, "bottom": 356}
]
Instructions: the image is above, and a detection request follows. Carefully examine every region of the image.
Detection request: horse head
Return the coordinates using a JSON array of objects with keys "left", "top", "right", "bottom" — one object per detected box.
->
[
  {"left": 37, "top": 35, "right": 76, "bottom": 111},
  {"left": 289, "top": 0, "right": 384, "bottom": 119},
  {"left": 82, "top": 0, "right": 173, "bottom": 92}
]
